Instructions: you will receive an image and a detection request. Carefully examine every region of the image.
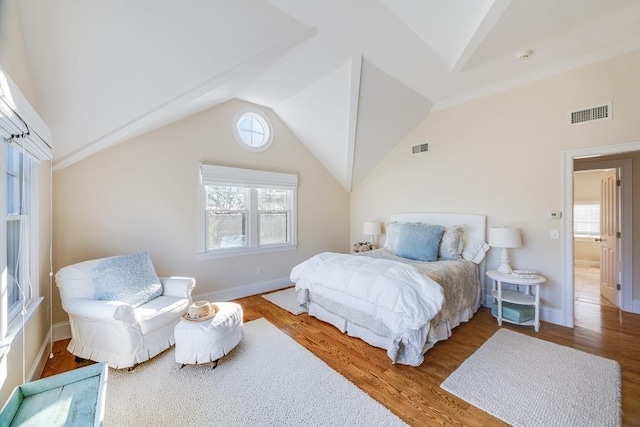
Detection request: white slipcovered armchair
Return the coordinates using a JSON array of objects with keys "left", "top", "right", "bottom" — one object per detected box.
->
[{"left": 55, "top": 252, "right": 195, "bottom": 369}]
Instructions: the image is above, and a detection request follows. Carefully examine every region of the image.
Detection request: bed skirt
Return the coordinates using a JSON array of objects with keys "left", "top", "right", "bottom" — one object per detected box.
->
[{"left": 303, "top": 290, "right": 479, "bottom": 366}]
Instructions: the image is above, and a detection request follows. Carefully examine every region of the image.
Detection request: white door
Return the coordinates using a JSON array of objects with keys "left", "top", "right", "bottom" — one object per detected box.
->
[{"left": 599, "top": 169, "right": 618, "bottom": 306}]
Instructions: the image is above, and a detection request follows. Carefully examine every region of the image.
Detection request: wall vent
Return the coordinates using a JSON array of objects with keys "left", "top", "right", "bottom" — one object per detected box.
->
[
  {"left": 412, "top": 142, "right": 429, "bottom": 154},
  {"left": 568, "top": 103, "right": 612, "bottom": 125}
]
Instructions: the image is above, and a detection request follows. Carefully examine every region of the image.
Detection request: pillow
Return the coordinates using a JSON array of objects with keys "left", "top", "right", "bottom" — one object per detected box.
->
[
  {"left": 92, "top": 252, "right": 163, "bottom": 307},
  {"left": 462, "top": 237, "right": 490, "bottom": 264},
  {"left": 394, "top": 223, "right": 445, "bottom": 261},
  {"left": 384, "top": 221, "right": 423, "bottom": 252},
  {"left": 383, "top": 221, "right": 401, "bottom": 252},
  {"left": 438, "top": 224, "right": 468, "bottom": 260}
]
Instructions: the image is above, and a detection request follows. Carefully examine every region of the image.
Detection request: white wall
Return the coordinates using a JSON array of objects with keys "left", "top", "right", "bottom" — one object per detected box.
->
[
  {"left": 52, "top": 99, "right": 350, "bottom": 323},
  {"left": 351, "top": 50, "right": 640, "bottom": 325}
]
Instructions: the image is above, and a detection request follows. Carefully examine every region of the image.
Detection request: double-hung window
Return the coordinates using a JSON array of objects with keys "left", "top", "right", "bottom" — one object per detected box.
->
[
  {"left": 5, "top": 144, "right": 34, "bottom": 315},
  {"left": 1, "top": 142, "right": 40, "bottom": 340},
  {"left": 198, "top": 164, "right": 297, "bottom": 259}
]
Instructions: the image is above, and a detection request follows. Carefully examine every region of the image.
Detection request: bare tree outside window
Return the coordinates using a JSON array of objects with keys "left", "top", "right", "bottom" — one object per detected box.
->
[
  {"left": 205, "top": 186, "right": 247, "bottom": 250},
  {"left": 258, "top": 189, "right": 289, "bottom": 245},
  {"left": 199, "top": 165, "right": 297, "bottom": 258}
]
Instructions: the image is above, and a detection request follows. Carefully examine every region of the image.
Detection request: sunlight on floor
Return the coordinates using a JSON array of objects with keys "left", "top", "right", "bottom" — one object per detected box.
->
[
  {"left": 573, "top": 264, "right": 625, "bottom": 333},
  {"left": 574, "top": 265, "right": 615, "bottom": 307}
]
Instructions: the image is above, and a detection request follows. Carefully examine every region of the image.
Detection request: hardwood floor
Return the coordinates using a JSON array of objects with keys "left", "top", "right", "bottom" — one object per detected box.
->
[
  {"left": 575, "top": 264, "right": 615, "bottom": 307},
  {"left": 42, "top": 296, "right": 640, "bottom": 426}
]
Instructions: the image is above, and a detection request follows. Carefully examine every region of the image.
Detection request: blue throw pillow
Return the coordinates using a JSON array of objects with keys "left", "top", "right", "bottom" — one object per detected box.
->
[
  {"left": 394, "top": 223, "right": 445, "bottom": 261},
  {"left": 92, "top": 252, "right": 163, "bottom": 307}
]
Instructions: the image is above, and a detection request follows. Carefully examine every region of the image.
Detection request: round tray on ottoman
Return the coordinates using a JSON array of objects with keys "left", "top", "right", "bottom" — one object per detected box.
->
[{"left": 174, "top": 301, "right": 244, "bottom": 368}]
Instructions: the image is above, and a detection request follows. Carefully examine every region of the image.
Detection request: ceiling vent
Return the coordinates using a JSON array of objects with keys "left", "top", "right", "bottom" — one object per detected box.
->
[
  {"left": 568, "top": 103, "right": 612, "bottom": 125},
  {"left": 412, "top": 142, "right": 429, "bottom": 154}
]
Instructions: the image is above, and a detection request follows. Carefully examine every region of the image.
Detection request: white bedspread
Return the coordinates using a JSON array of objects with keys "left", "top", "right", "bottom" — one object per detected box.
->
[{"left": 290, "top": 252, "right": 445, "bottom": 338}]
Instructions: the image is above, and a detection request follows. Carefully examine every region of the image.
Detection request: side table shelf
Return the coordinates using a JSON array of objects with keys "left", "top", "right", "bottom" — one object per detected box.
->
[
  {"left": 487, "top": 270, "right": 546, "bottom": 332},
  {"left": 491, "top": 289, "right": 535, "bottom": 305}
]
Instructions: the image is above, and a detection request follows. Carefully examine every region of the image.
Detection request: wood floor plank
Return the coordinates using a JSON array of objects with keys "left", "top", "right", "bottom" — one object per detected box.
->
[{"left": 41, "top": 297, "right": 640, "bottom": 426}]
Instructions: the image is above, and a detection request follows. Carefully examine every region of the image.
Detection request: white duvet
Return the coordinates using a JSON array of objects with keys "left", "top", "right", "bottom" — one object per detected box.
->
[{"left": 290, "top": 252, "right": 445, "bottom": 339}]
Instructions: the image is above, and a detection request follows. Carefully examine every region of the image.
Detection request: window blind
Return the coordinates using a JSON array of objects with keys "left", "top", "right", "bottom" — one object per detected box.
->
[
  {"left": 574, "top": 203, "right": 600, "bottom": 236},
  {"left": 200, "top": 164, "right": 297, "bottom": 189},
  {"left": 0, "top": 66, "right": 53, "bottom": 161}
]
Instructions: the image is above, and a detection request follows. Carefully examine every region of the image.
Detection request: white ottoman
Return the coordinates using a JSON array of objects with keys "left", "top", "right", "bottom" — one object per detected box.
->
[{"left": 174, "top": 302, "right": 244, "bottom": 367}]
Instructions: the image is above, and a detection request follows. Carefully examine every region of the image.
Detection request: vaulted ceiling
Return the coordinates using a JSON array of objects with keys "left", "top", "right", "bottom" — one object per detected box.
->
[{"left": 15, "top": 0, "right": 640, "bottom": 190}]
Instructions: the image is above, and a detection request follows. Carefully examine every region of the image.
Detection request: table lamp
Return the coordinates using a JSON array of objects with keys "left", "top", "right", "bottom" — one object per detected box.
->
[
  {"left": 363, "top": 221, "right": 381, "bottom": 245},
  {"left": 489, "top": 227, "right": 522, "bottom": 274}
]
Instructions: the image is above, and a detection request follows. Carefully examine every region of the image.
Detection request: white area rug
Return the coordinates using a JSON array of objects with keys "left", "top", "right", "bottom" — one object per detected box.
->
[
  {"left": 441, "top": 328, "right": 621, "bottom": 427},
  {"left": 262, "top": 287, "right": 304, "bottom": 315},
  {"left": 106, "top": 318, "right": 405, "bottom": 426}
]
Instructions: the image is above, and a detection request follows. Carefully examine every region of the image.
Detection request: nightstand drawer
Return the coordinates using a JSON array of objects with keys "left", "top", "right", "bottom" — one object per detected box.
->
[{"left": 491, "top": 302, "right": 534, "bottom": 323}]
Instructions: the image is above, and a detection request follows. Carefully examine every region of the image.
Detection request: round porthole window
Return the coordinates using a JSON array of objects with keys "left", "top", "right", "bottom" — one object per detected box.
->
[{"left": 232, "top": 107, "right": 274, "bottom": 152}]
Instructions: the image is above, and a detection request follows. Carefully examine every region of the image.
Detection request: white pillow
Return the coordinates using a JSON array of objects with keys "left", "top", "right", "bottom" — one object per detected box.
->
[
  {"left": 383, "top": 221, "right": 401, "bottom": 252},
  {"left": 462, "top": 237, "right": 490, "bottom": 264}
]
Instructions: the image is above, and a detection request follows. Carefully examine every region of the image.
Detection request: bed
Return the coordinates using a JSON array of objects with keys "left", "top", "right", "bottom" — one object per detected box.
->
[{"left": 290, "top": 213, "right": 489, "bottom": 366}]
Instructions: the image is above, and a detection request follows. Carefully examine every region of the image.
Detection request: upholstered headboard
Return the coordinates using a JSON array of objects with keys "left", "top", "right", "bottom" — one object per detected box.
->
[
  {"left": 389, "top": 212, "right": 486, "bottom": 242},
  {"left": 388, "top": 212, "right": 488, "bottom": 293}
]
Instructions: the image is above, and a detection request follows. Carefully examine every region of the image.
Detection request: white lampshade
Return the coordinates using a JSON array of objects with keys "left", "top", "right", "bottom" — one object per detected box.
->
[
  {"left": 488, "top": 227, "right": 522, "bottom": 274},
  {"left": 363, "top": 221, "right": 381, "bottom": 245},
  {"left": 363, "top": 221, "right": 381, "bottom": 236},
  {"left": 488, "top": 227, "right": 522, "bottom": 248}
]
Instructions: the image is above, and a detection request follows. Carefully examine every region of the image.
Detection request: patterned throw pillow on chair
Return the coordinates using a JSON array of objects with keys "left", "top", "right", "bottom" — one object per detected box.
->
[{"left": 92, "top": 252, "right": 163, "bottom": 307}]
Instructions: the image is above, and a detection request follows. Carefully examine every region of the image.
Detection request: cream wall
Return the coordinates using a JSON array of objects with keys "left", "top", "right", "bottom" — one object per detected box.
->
[
  {"left": 0, "top": 0, "right": 37, "bottom": 106},
  {"left": 351, "top": 51, "right": 640, "bottom": 324},
  {"left": 52, "top": 99, "right": 350, "bottom": 324},
  {"left": 0, "top": 0, "right": 54, "bottom": 404}
]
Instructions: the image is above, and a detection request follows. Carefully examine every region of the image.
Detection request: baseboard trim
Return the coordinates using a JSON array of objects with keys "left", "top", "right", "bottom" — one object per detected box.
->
[
  {"left": 482, "top": 295, "right": 493, "bottom": 308},
  {"left": 575, "top": 260, "right": 600, "bottom": 268},
  {"left": 54, "top": 321, "right": 71, "bottom": 341},
  {"left": 193, "top": 277, "right": 291, "bottom": 304},
  {"left": 50, "top": 278, "right": 291, "bottom": 343},
  {"left": 539, "top": 306, "right": 565, "bottom": 327},
  {"left": 29, "top": 329, "right": 53, "bottom": 382}
]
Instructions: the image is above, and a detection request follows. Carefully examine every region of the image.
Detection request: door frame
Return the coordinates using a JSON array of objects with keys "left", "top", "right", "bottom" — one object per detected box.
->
[{"left": 563, "top": 141, "right": 639, "bottom": 327}]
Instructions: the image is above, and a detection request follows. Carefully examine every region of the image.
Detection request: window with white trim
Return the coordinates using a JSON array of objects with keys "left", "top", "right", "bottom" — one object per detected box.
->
[
  {"left": 574, "top": 203, "right": 600, "bottom": 238},
  {"left": 1, "top": 142, "right": 40, "bottom": 337},
  {"left": 198, "top": 164, "right": 297, "bottom": 259},
  {"left": 232, "top": 107, "right": 274, "bottom": 152}
]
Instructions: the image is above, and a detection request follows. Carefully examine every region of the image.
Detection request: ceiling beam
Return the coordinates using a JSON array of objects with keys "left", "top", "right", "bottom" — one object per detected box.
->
[
  {"left": 53, "top": 25, "right": 317, "bottom": 170},
  {"left": 345, "top": 55, "right": 362, "bottom": 192},
  {"left": 450, "top": 0, "right": 511, "bottom": 73}
]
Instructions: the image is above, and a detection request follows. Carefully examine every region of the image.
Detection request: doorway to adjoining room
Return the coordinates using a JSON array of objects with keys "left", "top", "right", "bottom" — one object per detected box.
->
[{"left": 573, "top": 168, "right": 617, "bottom": 308}]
